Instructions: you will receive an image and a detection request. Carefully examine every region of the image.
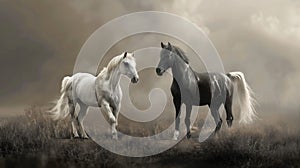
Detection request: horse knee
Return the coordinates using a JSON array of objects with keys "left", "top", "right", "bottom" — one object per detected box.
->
[
  {"left": 107, "top": 112, "right": 116, "bottom": 124},
  {"left": 77, "top": 114, "right": 85, "bottom": 123},
  {"left": 185, "top": 116, "right": 190, "bottom": 123}
]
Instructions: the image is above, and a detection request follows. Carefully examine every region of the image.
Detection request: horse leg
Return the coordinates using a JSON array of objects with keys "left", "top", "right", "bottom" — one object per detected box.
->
[
  {"left": 67, "top": 95, "right": 79, "bottom": 139},
  {"left": 100, "top": 100, "right": 116, "bottom": 124},
  {"left": 185, "top": 105, "right": 192, "bottom": 139},
  {"left": 173, "top": 97, "right": 181, "bottom": 140},
  {"left": 71, "top": 120, "right": 79, "bottom": 138},
  {"left": 111, "top": 104, "right": 120, "bottom": 140},
  {"left": 69, "top": 103, "right": 79, "bottom": 138},
  {"left": 100, "top": 100, "right": 117, "bottom": 139},
  {"left": 210, "top": 104, "right": 222, "bottom": 133},
  {"left": 114, "top": 104, "right": 120, "bottom": 126},
  {"left": 77, "top": 102, "right": 88, "bottom": 139},
  {"left": 225, "top": 96, "right": 233, "bottom": 127}
]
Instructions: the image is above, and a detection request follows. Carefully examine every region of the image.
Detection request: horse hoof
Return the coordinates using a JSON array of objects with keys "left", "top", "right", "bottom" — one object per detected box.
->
[
  {"left": 112, "top": 134, "right": 118, "bottom": 140},
  {"left": 173, "top": 130, "right": 179, "bottom": 141},
  {"left": 73, "top": 136, "right": 80, "bottom": 139},
  {"left": 227, "top": 120, "right": 233, "bottom": 127},
  {"left": 186, "top": 132, "right": 191, "bottom": 139}
]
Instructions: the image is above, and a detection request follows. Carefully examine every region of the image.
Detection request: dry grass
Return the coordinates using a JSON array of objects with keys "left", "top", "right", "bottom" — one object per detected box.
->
[{"left": 0, "top": 105, "right": 299, "bottom": 168}]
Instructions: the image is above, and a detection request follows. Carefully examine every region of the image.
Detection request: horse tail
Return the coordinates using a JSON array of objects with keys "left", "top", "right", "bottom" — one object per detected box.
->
[
  {"left": 48, "top": 76, "right": 73, "bottom": 120},
  {"left": 227, "top": 72, "right": 257, "bottom": 124}
]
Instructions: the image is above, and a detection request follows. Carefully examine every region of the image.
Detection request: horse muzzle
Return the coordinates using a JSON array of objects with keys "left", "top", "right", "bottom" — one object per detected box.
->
[
  {"left": 131, "top": 76, "right": 139, "bottom": 83},
  {"left": 156, "top": 67, "right": 164, "bottom": 76}
]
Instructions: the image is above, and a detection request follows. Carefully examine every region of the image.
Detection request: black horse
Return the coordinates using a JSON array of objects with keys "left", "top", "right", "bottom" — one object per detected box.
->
[{"left": 156, "top": 42, "right": 256, "bottom": 140}]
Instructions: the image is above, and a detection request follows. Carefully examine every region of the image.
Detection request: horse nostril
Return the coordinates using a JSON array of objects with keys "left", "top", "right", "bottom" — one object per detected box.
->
[{"left": 156, "top": 68, "right": 161, "bottom": 75}]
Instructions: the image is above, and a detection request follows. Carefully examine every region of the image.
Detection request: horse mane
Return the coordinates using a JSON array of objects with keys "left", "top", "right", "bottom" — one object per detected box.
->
[
  {"left": 98, "top": 53, "right": 134, "bottom": 78},
  {"left": 172, "top": 45, "right": 189, "bottom": 64},
  {"left": 106, "top": 55, "right": 123, "bottom": 74}
]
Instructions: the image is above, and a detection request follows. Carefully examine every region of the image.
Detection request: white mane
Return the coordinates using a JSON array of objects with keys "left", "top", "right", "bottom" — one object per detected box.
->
[{"left": 98, "top": 53, "right": 135, "bottom": 79}]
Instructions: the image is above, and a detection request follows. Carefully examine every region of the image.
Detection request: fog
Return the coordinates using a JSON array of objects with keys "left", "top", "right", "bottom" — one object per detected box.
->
[{"left": 0, "top": 0, "right": 299, "bottom": 117}]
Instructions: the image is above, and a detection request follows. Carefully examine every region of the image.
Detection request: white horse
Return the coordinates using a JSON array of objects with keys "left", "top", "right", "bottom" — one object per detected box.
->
[{"left": 49, "top": 52, "right": 139, "bottom": 139}]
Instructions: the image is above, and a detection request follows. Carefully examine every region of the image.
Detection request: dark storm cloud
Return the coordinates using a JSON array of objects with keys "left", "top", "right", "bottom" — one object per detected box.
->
[{"left": 0, "top": 0, "right": 300, "bottom": 115}]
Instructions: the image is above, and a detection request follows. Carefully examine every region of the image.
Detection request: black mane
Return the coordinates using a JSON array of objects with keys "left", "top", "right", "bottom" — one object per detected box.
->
[{"left": 172, "top": 45, "right": 189, "bottom": 64}]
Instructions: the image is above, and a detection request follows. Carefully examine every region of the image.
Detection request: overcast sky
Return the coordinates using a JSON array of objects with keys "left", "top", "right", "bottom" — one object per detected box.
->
[{"left": 0, "top": 0, "right": 300, "bottom": 116}]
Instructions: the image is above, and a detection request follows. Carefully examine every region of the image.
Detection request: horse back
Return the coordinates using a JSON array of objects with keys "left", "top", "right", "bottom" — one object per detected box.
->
[
  {"left": 170, "top": 72, "right": 212, "bottom": 106},
  {"left": 194, "top": 72, "right": 212, "bottom": 105}
]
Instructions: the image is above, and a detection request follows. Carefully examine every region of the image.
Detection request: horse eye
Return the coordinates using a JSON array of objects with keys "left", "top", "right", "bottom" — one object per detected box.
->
[{"left": 124, "top": 62, "right": 129, "bottom": 66}]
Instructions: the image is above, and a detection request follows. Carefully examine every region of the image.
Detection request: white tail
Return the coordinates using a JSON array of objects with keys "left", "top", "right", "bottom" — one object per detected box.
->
[
  {"left": 228, "top": 72, "right": 257, "bottom": 124},
  {"left": 48, "top": 76, "right": 72, "bottom": 120}
]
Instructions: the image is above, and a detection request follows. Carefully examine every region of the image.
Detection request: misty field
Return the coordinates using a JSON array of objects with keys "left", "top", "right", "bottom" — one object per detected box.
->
[{"left": 0, "top": 105, "right": 299, "bottom": 168}]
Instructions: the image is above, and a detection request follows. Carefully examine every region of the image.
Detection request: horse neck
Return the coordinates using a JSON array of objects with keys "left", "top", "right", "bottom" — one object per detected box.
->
[
  {"left": 112, "top": 68, "right": 123, "bottom": 88},
  {"left": 97, "top": 65, "right": 121, "bottom": 91},
  {"left": 171, "top": 56, "right": 192, "bottom": 85},
  {"left": 109, "top": 66, "right": 122, "bottom": 90}
]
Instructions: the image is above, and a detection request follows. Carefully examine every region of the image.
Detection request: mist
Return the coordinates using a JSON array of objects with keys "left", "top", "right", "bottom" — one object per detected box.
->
[{"left": 0, "top": 0, "right": 299, "bottom": 118}]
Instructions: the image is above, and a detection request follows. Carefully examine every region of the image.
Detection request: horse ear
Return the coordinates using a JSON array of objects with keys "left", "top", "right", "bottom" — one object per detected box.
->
[
  {"left": 161, "top": 42, "right": 166, "bottom": 48},
  {"left": 123, "top": 52, "right": 127, "bottom": 59},
  {"left": 167, "top": 42, "right": 171, "bottom": 49}
]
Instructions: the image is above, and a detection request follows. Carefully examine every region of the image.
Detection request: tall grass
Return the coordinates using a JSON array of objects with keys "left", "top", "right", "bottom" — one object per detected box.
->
[{"left": 0, "top": 105, "right": 299, "bottom": 168}]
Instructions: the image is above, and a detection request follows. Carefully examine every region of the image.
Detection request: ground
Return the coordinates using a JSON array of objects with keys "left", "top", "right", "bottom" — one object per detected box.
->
[{"left": 0, "top": 105, "right": 299, "bottom": 168}]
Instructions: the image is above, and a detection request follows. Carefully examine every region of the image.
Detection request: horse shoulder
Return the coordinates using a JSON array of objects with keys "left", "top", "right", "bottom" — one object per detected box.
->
[
  {"left": 111, "top": 85, "right": 122, "bottom": 104},
  {"left": 117, "top": 85, "right": 122, "bottom": 98}
]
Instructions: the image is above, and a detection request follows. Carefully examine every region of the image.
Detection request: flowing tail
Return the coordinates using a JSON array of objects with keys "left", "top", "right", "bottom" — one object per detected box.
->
[
  {"left": 227, "top": 72, "right": 257, "bottom": 124},
  {"left": 48, "top": 76, "right": 72, "bottom": 120}
]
